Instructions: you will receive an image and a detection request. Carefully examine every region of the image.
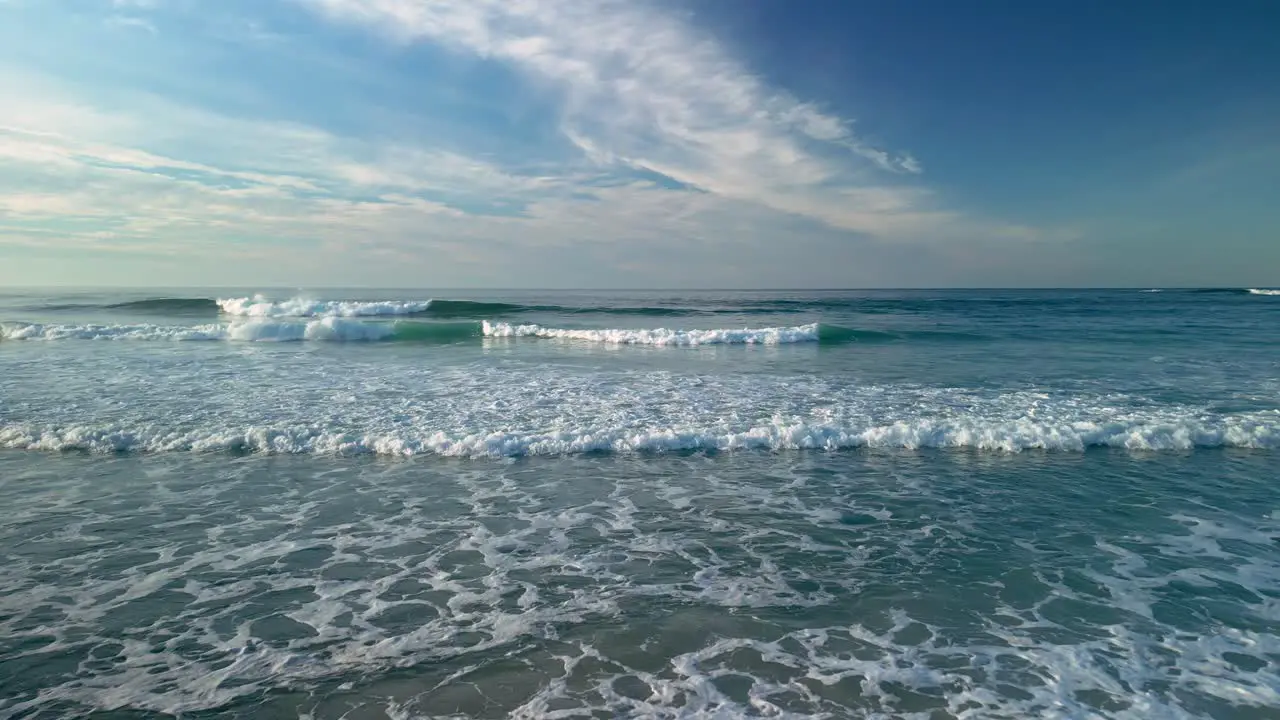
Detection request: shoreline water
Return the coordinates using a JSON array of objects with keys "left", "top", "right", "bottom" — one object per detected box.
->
[{"left": 1, "top": 288, "right": 1277, "bottom": 717}]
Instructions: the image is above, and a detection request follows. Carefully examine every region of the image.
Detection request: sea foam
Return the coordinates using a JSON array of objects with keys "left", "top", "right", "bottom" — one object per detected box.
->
[
  {"left": 0, "top": 318, "right": 395, "bottom": 342},
  {"left": 1247, "top": 288, "right": 1280, "bottom": 296},
  {"left": 216, "top": 295, "right": 434, "bottom": 317},
  {"left": 482, "top": 321, "right": 821, "bottom": 345},
  {"left": 4, "top": 415, "right": 1277, "bottom": 456}
]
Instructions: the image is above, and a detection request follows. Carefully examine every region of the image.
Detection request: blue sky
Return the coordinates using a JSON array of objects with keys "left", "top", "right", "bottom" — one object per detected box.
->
[{"left": 1, "top": 0, "right": 1277, "bottom": 288}]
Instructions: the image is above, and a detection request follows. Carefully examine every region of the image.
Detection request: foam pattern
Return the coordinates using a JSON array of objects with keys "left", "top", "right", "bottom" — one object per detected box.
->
[{"left": 0, "top": 452, "right": 1276, "bottom": 718}]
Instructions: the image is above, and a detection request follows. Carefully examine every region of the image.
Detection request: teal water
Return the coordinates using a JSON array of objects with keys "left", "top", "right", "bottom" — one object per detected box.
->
[{"left": 1, "top": 289, "right": 1278, "bottom": 718}]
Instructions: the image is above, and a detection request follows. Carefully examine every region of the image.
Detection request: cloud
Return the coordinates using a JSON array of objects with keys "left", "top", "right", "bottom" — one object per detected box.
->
[
  {"left": 104, "top": 15, "right": 158, "bottom": 34},
  {"left": 0, "top": 71, "right": 800, "bottom": 285},
  {"left": 0, "top": 1, "right": 1063, "bottom": 287},
  {"left": 300, "top": 0, "right": 961, "bottom": 236}
]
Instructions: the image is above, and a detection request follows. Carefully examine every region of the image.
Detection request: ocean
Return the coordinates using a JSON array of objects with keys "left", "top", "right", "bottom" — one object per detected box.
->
[{"left": 0, "top": 288, "right": 1277, "bottom": 719}]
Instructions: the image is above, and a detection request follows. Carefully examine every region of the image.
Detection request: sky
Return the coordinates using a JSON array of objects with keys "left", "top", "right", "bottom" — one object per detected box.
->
[{"left": 1, "top": 0, "right": 1277, "bottom": 289}]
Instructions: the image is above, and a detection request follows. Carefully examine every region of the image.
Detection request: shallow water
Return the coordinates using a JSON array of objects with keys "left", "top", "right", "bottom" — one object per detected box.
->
[
  {"left": 2, "top": 451, "right": 1278, "bottom": 718},
  {"left": 1, "top": 288, "right": 1278, "bottom": 717}
]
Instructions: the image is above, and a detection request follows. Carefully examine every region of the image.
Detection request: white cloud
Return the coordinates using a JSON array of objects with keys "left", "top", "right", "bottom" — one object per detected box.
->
[
  {"left": 300, "top": 0, "right": 957, "bottom": 236},
  {"left": 0, "top": 1, "right": 1062, "bottom": 287},
  {"left": 104, "top": 15, "right": 158, "bottom": 34},
  {"left": 0, "top": 72, "right": 791, "bottom": 285}
]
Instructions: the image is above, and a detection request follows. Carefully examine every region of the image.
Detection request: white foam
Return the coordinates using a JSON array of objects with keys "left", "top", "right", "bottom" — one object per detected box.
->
[
  {"left": 216, "top": 295, "right": 434, "bottom": 317},
  {"left": 2, "top": 437, "right": 1277, "bottom": 717},
  {"left": 482, "top": 321, "right": 821, "bottom": 345},
  {"left": 1, "top": 321, "right": 227, "bottom": 341},
  {"left": 1247, "top": 288, "right": 1280, "bottom": 296},
  {"left": 4, "top": 414, "right": 1277, "bottom": 456},
  {"left": 0, "top": 318, "right": 394, "bottom": 342}
]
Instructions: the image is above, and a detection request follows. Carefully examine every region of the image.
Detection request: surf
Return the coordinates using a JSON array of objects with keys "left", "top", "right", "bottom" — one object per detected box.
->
[
  {"left": 0, "top": 319, "right": 476, "bottom": 343},
  {"left": 5, "top": 414, "right": 1278, "bottom": 456}
]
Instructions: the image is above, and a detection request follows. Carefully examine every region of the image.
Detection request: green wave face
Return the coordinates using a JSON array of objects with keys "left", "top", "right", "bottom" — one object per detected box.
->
[{"left": 387, "top": 321, "right": 485, "bottom": 343}]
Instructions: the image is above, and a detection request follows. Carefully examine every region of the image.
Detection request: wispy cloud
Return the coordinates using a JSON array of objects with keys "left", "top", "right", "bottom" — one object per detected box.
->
[
  {"left": 301, "top": 0, "right": 954, "bottom": 236},
  {"left": 0, "top": 70, "right": 770, "bottom": 284},
  {"left": 0, "top": 0, "right": 1062, "bottom": 287},
  {"left": 104, "top": 15, "right": 158, "bottom": 34}
]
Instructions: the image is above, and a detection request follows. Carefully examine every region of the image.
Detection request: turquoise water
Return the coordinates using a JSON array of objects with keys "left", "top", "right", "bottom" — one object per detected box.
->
[{"left": 1, "top": 289, "right": 1278, "bottom": 718}]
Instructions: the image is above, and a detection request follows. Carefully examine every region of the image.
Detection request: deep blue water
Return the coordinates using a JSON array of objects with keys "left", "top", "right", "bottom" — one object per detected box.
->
[{"left": 0, "top": 288, "right": 1277, "bottom": 718}]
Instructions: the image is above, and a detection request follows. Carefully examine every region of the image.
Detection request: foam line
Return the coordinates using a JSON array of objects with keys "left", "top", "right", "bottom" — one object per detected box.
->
[
  {"left": 3, "top": 416, "right": 1277, "bottom": 456},
  {"left": 482, "top": 321, "right": 822, "bottom": 345}
]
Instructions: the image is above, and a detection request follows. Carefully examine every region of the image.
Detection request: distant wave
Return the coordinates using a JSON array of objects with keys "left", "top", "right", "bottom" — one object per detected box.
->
[
  {"left": 30, "top": 298, "right": 222, "bottom": 314},
  {"left": 107, "top": 298, "right": 222, "bottom": 313},
  {"left": 3, "top": 415, "right": 1276, "bottom": 456},
  {"left": 1183, "top": 288, "right": 1258, "bottom": 295},
  {"left": 23, "top": 291, "right": 1280, "bottom": 323},
  {"left": 214, "top": 297, "right": 736, "bottom": 318},
  {"left": 28, "top": 294, "right": 923, "bottom": 319},
  {"left": 1133, "top": 288, "right": 1278, "bottom": 297}
]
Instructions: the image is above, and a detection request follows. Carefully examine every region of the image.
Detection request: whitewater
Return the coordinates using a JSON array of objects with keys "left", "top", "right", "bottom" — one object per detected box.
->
[
  {"left": 0, "top": 319, "right": 828, "bottom": 345},
  {"left": 2, "top": 287, "right": 1279, "bottom": 719}
]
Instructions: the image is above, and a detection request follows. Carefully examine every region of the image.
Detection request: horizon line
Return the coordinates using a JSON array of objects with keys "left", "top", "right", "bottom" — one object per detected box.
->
[{"left": 0, "top": 285, "right": 1275, "bottom": 293}]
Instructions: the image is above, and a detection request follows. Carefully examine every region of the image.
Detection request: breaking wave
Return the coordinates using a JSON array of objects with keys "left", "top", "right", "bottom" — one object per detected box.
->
[
  {"left": 0, "top": 319, "right": 478, "bottom": 343},
  {"left": 1248, "top": 288, "right": 1280, "bottom": 296},
  {"left": 481, "top": 321, "right": 832, "bottom": 345},
  {"left": 216, "top": 296, "right": 435, "bottom": 317},
  {"left": 3, "top": 415, "right": 1277, "bottom": 457}
]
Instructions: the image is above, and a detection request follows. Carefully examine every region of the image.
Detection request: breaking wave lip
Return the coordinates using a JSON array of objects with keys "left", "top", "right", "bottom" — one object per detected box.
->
[
  {"left": 1247, "top": 288, "right": 1280, "bottom": 296},
  {"left": 3, "top": 416, "right": 1277, "bottom": 457},
  {"left": 216, "top": 296, "right": 436, "bottom": 317}
]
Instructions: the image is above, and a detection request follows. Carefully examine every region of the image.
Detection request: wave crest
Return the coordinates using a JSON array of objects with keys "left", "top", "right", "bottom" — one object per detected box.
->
[
  {"left": 3, "top": 416, "right": 1277, "bottom": 456},
  {"left": 216, "top": 296, "right": 435, "bottom": 317},
  {"left": 0, "top": 319, "right": 398, "bottom": 342},
  {"left": 482, "top": 321, "right": 824, "bottom": 345}
]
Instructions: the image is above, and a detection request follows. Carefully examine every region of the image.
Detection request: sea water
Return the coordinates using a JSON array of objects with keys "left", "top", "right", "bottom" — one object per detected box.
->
[{"left": 0, "top": 288, "right": 1277, "bottom": 718}]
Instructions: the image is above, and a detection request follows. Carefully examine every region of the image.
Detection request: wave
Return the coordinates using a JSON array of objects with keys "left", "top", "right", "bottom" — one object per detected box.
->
[
  {"left": 3, "top": 415, "right": 1276, "bottom": 456},
  {"left": 1, "top": 320, "right": 837, "bottom": 345},
  {"left": 30, "top": 298, "right": 221, "bottom": 314},
  {"left": 0, "top": 319, "right": 480, "bottom": 343},
  {"left": 1247, "top": 289, "right": 1280, "bottom": 296},
  {"left": 1182, "top": 288, "right": 1260, "bottom": 295},
  {"left": 0, "top": 320, "right": 988, "bottom": 346},
  {"left": 107, "top": 298, "right": 221, "bottom": 313},
  {"left": 216, "top": 296, "right": 435, "bottom": 317},
  {"left": 482, "top": 321, "right": 830, "bottom": 345},
  {"left": 33, "top": 294, "right": 946, "bottom": 319}
]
